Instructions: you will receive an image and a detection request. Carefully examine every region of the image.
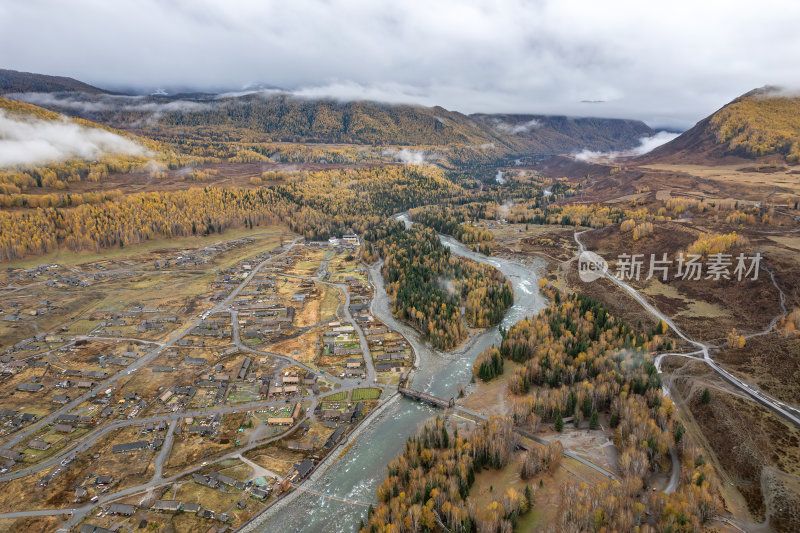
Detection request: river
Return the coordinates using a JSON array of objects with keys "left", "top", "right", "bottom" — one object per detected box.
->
[{"left": 253, "top": 216, "right": 546, "bottom": 532}]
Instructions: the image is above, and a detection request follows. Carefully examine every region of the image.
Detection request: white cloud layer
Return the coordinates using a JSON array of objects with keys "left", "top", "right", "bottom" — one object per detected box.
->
[
  {"left": 493, "top": 119, "right": 543, "bottom": 134},
  {"left": 10, "top": 93, "right": 213, "bottom": 120},
  {"left": 0, "top": 111, "right": 146, "bottom": 167},
  {"left": 573, "top": 131, "right": 679, "bottom": 162},
  {"left": 2, "top": 1, "right": 800, "bottom": 128}
]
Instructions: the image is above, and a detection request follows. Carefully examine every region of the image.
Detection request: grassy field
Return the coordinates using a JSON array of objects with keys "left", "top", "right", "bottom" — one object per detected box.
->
[
  {"left": 352, "top": 387, "right": 381, "bottom": 401},
  {"left": 267, "top": 326, "right": 323, "bottom": 366},
  {"left": 642, "top": 163, "right": 800, "bottom": 198},
  {"left": 322, "top": 391, "right": 348, "bottom": 402},
  {"left": 318, "top": 283, "right": 343, "bottom": 321},
  {"left": 228, "top": 385, "right": 263, "bottom": 404}
]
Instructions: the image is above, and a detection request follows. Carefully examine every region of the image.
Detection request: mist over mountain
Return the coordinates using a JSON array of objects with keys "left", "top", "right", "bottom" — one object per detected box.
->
[{"left": 1, "top": 70, "right": 659, "bottom": 156}]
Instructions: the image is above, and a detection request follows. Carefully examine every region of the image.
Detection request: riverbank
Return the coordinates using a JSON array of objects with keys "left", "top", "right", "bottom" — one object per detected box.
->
[
  {"left": 249, "top": 227, "right": 545, "bottom": 532},
  {"left": 237, "top": 391, "right": 401, "bottom": 532}
]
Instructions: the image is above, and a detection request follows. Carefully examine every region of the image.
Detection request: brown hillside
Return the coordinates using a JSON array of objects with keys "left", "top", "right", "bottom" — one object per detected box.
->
[{"left": 641, "top": 87, "right": 800, "bottom": 165}]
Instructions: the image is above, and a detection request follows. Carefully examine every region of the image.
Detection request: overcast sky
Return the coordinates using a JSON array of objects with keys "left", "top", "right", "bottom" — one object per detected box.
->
[{"left": 2, "top": 0, "right": 799, "bottom": 129}]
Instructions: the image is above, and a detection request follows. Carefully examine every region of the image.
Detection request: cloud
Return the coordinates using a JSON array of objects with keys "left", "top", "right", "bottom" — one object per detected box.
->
[
  {"left": 383, "top": 148, "right": 432, "bottom": 165},
  {"left": 2, "top": 1, "right": 800, "bottom": 128},
  {"left": 8, "top": 93, "right": 213, "bottom": 122},
  {"left": 0, "top": 111, "right": 147, "bottom": 167},
  {"left": 573, "top": 131, "right": 679, "bottom": 162},
  {"left": 492, "top": 119, "right": 543, "bottom": 134},
  {"left": 631, "top": 131, "right": 680, "bottom": 155}
]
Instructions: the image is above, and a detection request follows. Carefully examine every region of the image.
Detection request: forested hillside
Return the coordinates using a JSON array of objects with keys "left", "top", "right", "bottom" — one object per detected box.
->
[
  {"left": 643, "top": 86, "right": 800, "bottom": 163},
  {"left": 709, "top": 88, "right": 800, "bottom": 161},
  {"left": 472, "top": 113, "right": 655, "bottom": 153},
  {"left": 0, "top": 96, "right": 211, "bottom": 194}
]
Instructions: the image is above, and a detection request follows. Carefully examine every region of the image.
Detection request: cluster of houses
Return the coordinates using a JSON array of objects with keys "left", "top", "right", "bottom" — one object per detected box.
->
[
  {"left": 182, "top": 413, "right": 223, "bottom": 439},
  {"left": 365, "top": 323, "right": 411, "bottom": 373},
  {"left": 88, "top": 306, "right": 179, "bottom": 337},
  {"left": 1, "top": 412, "right": 99, "bottom": 453},
  {"left": 1, "top": 299, "right": 56, "bottom": 323},
  {"left": 153, "top": 237, "right": 253, "bottom": 271},
  {"left": 320, "top": 323, "right": 366, "bottom": 377},
  {"left": 239, "top": 304, "right": 294, "bottom": 341},
  {"left": 317, "top": 401, "right": 364, "bottom": 427},
  {"left": 84, "top": 467, "right": 276, "bottom": 530},
  {"left": 208, "top": 246, "right": 268, "bottom": 301},
  {"left": 265, "top": 371, "right": 315, "bottom": 398},
  {"left": 155, "top": 354, "right": 314, "bottom": 414},
  {"left": 2, "top": 333, "right": 49, "bottom": 354},
  {"left": 158, "top": 384, "right": 197, "bottom": 409},
  {"left": 266, "top": 402, "right": 303, "bottom": 426},
  {"left": 190, "top": 316, "right": 232, "bottom": 339},
  {"left": 0, "top": 409, "right": 39, "bottom": 443},
  {"left": 4, "top": 263, "right": 90, "bottom": 290},
  {"left": 190, "top": 469, "right": 274, "bottom": 503}
]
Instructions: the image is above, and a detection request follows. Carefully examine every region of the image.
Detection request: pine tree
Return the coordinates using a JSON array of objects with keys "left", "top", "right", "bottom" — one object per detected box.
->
[
  {"left": 674, "top": 423, "right": 684, "bottom": 444},
  {"left": 701, "top": 388, "right": 712, "bottom": 404},
  {"left": 581, "top": 395, "right": 593, "bottom": 418},
  {"left": 589, "top": 409, "right": 599, "bottom": 430},
  {"left": 524, "top": 484, "right": 533, "bottom": 510},
  {"left": 554, "top": 411, "right": 563, "bottom": 432}
]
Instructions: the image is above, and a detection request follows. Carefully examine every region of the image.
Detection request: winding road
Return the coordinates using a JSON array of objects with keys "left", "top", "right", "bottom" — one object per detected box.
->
[{"left": 572, "top": 230, "right": 800, "bottom": 429}]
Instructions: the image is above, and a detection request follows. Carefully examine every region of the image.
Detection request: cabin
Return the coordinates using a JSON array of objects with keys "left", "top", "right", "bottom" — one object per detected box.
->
[
  {"left": 28, "top": 439, "right": 51, "bottom": 451},
  {"left": 108, "top": 503, "right": 136, "bottom": 516},
  {"left": 152, "top": 500, "right": 181, "bottom": 512},
  {"left": 112, "top": 440, "right": 149, "bottom": 454},
  {"left": 289, "top": 459, "right": 314, "bottom": 481}
]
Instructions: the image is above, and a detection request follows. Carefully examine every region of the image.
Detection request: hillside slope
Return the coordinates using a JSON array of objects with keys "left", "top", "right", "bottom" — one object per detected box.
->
[
  {"left": 0, "top": 68, "right": 110, "bottom": 95},
  {"left": 642, "top": 87, "right": 800, "bottom": 164},
  {"left": 472, "top": 113, "right": 654, "bottom": 153},
  {"left": 158, "top": 93, "right": 518, "bottom": 147}
]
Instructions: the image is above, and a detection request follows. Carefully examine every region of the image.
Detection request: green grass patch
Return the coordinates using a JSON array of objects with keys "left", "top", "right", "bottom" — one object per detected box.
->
[
  {"left": 321, "top": 391, "right": 348, "bottom": 402},
  {"left": 352, "top": 388, "right": 381, "bottom": 401}
]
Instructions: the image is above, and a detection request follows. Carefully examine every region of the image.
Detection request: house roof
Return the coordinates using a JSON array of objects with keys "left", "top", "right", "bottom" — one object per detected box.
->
[
  {"left": 152, "top": 500, "right": 181, "bottom": 511},
  {"left": 108, "top": 503, "right": 136, "bottom": 515},
  {"left": 112, "top": 440, "right": 149, "bottom": 453}
]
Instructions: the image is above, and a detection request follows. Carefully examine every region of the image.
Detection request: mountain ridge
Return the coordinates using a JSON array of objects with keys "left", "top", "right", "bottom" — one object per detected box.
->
[
  {"left": 0, "top": 68, "right": 111, "bottom": 95},
  {"left": 1, "top": 69, "right": 658, "bottom": 156}
]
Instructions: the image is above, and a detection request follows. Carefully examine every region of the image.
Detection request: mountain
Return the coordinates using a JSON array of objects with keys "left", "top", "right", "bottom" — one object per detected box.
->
[
  {"left": 0, "top": 68, "right": 111, "bottom": 95},
  {"left": 156, "top": 93, "right": 520, "bottom": 147},
  {"left": 471, "top": 113, "right": 655, "bottom": 153},
  {"left": 642, "top": 87, "right": 800, "bottom": 164},
  {"left": 11, "top": 91, "right": 658, "bottom": 155},
  {"left": 155, "top": 97, "right": 655, "bottom": 152},
  {"left": 1, "top": 70, "right": 657, "bottom": 154}
]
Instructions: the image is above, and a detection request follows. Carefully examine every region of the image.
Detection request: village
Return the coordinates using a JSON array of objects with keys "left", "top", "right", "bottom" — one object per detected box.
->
[{"left": 0, "top": 228, "right": 411, "bottom": 532}]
